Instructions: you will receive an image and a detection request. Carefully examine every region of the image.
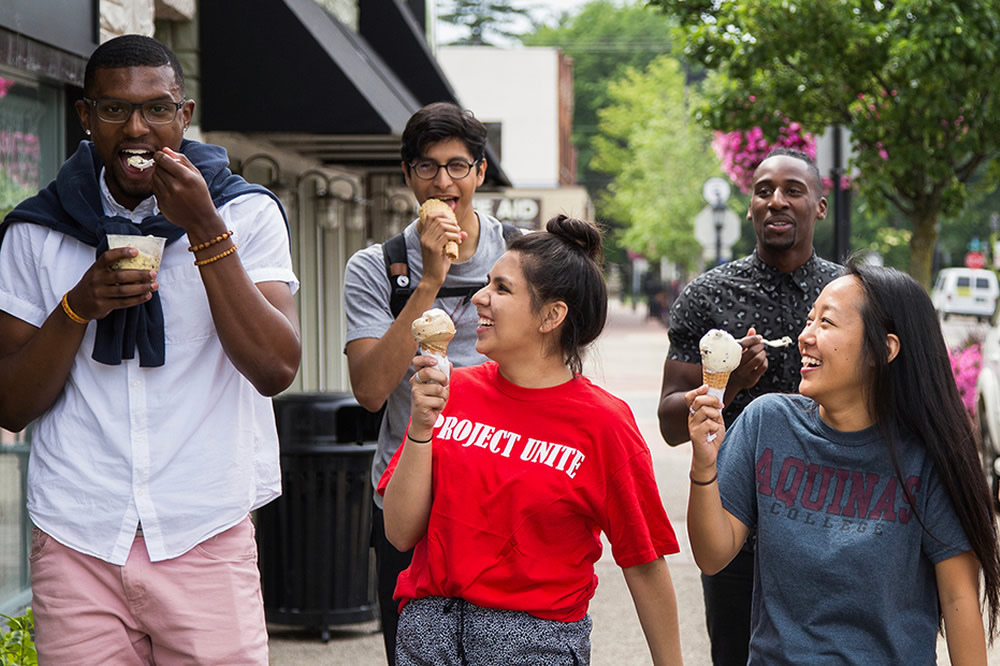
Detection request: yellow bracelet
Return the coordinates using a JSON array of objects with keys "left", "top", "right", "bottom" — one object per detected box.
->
[
  {"left": 188, "top": 230, "right": 233, "bottom": 253},
  {"left": 194, "top": 243, "right": 238, "bottom": 267},
  {"left": 61, "top": 292, "right": 89, "bottom": 325}
]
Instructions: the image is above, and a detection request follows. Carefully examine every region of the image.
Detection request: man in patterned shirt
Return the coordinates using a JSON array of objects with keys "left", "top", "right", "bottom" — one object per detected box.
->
[{"left": 657, "top": 147, "right": 841, "bottom": 666}]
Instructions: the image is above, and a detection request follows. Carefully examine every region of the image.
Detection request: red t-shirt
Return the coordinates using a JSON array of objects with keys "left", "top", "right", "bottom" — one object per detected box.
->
[{"left": 378, "top": 362, "right": 678, "bottom": 622}]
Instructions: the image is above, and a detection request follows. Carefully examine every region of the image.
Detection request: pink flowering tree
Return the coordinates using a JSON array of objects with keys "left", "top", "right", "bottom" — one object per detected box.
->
[
  {"left": 711, "top": 119, "right": 818, "bottom": 194},
  {"left": 948, "top": 341, "right": 983, "bottom": 419}
]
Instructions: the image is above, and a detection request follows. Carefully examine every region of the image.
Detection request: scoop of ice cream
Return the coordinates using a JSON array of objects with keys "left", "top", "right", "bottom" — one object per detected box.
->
[
  {"left": 127, "top": 154, "right": 155, "bottom": 170},
  {"left": 411, "top": 308, "right": 456, "bottom": 352},
  {"left": 699, "top": 329, "right": 742, "bottom": 373},
  {"left": 419, "top": 199, "right": 459, "bottom": 260},
  {"left": 106, "top": 234, "right": 166, "bottom": 271}
]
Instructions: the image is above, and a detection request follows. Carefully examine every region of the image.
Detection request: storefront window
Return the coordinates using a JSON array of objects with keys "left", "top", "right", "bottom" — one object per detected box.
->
[
  {"left": 0, "top": 68, "right": 63, "bottom": 613},
  {"left": 1, "top": 70, "right": 62, "bottom": 219},
  {"left": 0, "top": 428, "right": 30, "bottom": 613}
]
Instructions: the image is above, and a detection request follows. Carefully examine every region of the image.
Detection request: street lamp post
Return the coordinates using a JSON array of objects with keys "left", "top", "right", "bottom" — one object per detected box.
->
[
  {"left": 703, "top": 177, "right": 732, "bottom": 266},
  {"left": 712, "top": 197, "right": 726, "bottom": 265}
]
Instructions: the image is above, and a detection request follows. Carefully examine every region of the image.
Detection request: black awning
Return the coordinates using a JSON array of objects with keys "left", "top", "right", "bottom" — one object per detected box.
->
[
  {"left": 198, "top": 0, "right": 509, "bottom": 186},
  {"left": 199, "top": 0, "right": 417, "bottom": 135},
  {"left": 359, "top": 0, "right": 458, "bottom": 107}
]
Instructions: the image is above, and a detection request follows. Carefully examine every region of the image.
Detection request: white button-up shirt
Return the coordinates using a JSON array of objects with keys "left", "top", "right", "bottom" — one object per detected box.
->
[{"left": 0, "top": 172, "right": 298, "bottom": 564}]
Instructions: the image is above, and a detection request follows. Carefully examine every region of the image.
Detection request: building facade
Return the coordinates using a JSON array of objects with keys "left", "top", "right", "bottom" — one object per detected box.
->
[{"left": 437, "top": 45, "right": 592, "bottom": 228}]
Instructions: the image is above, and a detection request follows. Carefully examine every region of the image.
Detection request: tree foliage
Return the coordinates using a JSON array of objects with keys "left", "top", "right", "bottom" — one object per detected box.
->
[
  {"left": 649, "top": 0, "right": 1000, "bottom": 287},
  {"left": 591, "top": 55, "right": 716, "bottom": 269},
  {"left": 437, "top": 1, "right": 532, "bottom": 46},
  {"left": 521, "top": 1, "right": 681, "bottom": 197}
]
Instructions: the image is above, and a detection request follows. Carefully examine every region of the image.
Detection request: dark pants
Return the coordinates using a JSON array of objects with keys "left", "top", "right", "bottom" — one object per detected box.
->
[
  {"left": 701, "top": 547, "right": 754, "bottom": 666},
  {"left": 373, "top": 505, "right": 414, "bottom": 666}
]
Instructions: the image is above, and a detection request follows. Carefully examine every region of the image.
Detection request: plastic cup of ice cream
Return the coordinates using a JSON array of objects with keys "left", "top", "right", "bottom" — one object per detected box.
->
[{"left": 107, "top": 234, "right": 166, "bottom": 271}]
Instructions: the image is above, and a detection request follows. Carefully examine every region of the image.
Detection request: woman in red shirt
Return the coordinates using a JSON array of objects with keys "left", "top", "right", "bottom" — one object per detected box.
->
[{"left": 381, "top": 215, "right": 683, "bottom": 665}]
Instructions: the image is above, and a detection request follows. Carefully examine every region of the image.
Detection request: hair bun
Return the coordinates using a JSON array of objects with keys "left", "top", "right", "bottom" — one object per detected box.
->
[{"left": 545, "top": 215, "right": 603, "bottom": 263}]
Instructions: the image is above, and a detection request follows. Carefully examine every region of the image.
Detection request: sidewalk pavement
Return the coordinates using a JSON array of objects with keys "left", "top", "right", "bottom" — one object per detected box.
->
[{"left": 267, "top": 299, "right": 989, "bottom": 665}]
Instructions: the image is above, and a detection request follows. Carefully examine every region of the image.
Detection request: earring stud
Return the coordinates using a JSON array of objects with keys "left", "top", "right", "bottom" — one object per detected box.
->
[{"left": 85, "top": 129, "right": 91, "bottom": 136}]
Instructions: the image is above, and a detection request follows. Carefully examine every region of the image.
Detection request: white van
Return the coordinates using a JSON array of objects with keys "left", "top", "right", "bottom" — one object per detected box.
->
[{"left": 931, "top": 267, "right": 999, "bottom": 321}]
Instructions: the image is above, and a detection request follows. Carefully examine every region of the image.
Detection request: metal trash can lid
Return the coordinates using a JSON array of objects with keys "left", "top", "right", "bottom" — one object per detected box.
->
[{"left": 273, "top": 392, "right": 381, "bottom": 448}]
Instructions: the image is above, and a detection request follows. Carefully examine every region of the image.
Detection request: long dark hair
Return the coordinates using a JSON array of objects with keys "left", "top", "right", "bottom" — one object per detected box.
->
[
  {"left": 848, "top": 260, "right": 1000, "bottom": 638},
  {"left": 508, "top": 215, "right": 607, "bottom": 375}
]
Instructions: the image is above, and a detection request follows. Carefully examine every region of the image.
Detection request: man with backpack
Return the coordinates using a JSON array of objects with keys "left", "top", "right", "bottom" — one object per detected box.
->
[{"left": 343, "top": 102, "right": 514, "bottom": 666}]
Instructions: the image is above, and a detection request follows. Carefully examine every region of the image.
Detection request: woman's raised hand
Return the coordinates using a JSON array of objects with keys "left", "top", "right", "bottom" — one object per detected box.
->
[
  {"left": 685, "top": 384, "right": 725, "bottom": 465},
  {"left": 408, "top": 354, "right": 451, "bottom": 438}
]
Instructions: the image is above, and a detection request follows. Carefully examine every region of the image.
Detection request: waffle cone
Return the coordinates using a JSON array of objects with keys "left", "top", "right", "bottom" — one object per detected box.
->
[
  {"left": 419, "top": 199, "right": 459, "bottom": 260},
  {"left": 702, "top": 369, "right": 731, "bottom": 390},
  {"left": 419, "top": 341, "right": 450, "bottom": 355}
]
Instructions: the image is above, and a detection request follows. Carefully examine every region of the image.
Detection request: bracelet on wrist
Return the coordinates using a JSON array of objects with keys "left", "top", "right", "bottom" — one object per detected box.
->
[
  {"left": 407, "top": 433, "right": 433, "bottom": 444},
  {"left": 61, "top": 292, "right": 89, "bottom": 325},
  {"left": 689, "top": 470, "right": 719, "bottom": 486},
  {"left": 188, "top": 230, "right": 233, "bottom": 253},
  {"left": 193, "top": 243, "right": 238, "bottom": 267}
]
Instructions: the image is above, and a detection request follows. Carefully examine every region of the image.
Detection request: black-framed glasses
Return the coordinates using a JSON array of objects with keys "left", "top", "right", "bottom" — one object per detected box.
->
[
  {"left": 408, "top": 158, "right": 481, "bottom": 180},
  {"left": 83, "top": 97, "right": 187, "bottom": 125}
]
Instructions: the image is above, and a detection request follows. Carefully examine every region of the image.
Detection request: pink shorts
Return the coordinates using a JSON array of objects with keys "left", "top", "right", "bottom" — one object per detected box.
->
[{"left": 30, "top": 516, "right": 268, "bottom": 665}]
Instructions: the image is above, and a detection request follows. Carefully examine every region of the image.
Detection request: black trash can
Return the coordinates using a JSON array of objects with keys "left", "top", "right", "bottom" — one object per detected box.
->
[{"left": 256, "top": 392, "right": 382, "bottom": 641}]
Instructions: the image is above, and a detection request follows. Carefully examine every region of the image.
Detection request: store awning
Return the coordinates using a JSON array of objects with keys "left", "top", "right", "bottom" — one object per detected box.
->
[
  {"left": 198, "top": 0, "right": 509, "bottom": 186},
  {"left": 359, "top": 0, "right": 459, "bottom": 108},
  {"left": 199, "top": 0, "right": 416, "bottom": 136}
]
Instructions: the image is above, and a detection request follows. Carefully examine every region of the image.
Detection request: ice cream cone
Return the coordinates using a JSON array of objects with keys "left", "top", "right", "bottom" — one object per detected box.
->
[
  {"left": 418, "top": 198, "right": 459, "bottom": 260},
  {"left": 418, "top": 341, "right": 450, "bottom": 355},
  {"left": 702, "top": 369, "right": 731, "bottom": 390},
  {"left": 411, "top": 308, "right": 456, "bottom": 381},
  {"left": 699, "top": 329, "right": 741, "bottom": 402}
]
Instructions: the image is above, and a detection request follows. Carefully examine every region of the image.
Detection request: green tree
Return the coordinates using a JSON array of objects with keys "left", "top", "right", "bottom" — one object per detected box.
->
[
  {"left": 521, "top": 1, "right": 681, "bottom": 199},
  {"left": 650, "top": 0, "right": 1000, "bottom": 288},
  {"left": 591, "top": 55, "right": 716, "bottom": 270},
  {"left": 438, "top": 0, "right": 532, "bottom": 46}
]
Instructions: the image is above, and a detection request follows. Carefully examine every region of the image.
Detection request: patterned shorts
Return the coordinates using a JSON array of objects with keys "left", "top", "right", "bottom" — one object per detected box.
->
[{"left": 396, "top": 596, "right": 592, "bottom": 666}]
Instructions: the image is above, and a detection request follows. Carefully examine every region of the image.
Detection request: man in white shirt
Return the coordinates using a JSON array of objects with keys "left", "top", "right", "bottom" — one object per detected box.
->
[{"left": 0, "top": 35, "right": 300, "bottom": 664}]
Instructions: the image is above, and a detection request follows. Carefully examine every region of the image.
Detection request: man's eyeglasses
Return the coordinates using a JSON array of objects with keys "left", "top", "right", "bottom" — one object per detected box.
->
[
  {"left": 83, "top": 98, "right": 187, "bottom": 125},
  {"left": 408, "top": 158, "right": 481, "bottom": 181}
]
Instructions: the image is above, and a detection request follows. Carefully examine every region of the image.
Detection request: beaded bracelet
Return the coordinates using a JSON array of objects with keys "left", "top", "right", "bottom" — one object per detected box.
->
[
  {"left": 407, "top": 433, "right": 433, "bottom": 444},
  {"left": 194, "top": 243, "right": 238, "bottom": 266},
  {"left": 689, "top": 470, "right": 718, "bottom": 486},
  {"left": 188, "top": 230, "right": 233, "bottom": 253},
  {"left": 61, "top": 292, "right": 89, "bottom": 325}
]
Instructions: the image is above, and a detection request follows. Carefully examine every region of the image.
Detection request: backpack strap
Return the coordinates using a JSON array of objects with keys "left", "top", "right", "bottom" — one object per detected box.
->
[
  {"left": 382, "top": 222, "right": 523, "bottom": 319},
  {"left": 382, "top": 232, "right": 412, "bottom": 319}
]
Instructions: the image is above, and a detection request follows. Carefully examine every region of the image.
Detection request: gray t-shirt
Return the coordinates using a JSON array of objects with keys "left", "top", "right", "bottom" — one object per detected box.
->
[
  {"left": 344, "top": 213, "right": 509, "bottom": 506},
  {"left": 719, "top": 393, "right": 969, "bottom": 664}
]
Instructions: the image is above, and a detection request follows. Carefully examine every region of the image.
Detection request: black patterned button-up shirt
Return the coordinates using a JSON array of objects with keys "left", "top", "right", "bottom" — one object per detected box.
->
[{"left": 667, "top": 251, "right": 842, "bottom": 426}]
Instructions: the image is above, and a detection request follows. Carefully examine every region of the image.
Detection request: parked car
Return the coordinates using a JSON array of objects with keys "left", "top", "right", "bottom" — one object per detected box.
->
[
  {"left": 932, "top": 267, "right": 999, "bottom": 322},
  {"left": 976, "top": 307, "right": 1000, "bottom": 501}
]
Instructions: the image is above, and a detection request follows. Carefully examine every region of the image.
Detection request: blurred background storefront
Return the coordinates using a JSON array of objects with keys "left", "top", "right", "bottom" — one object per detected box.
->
[{"left": 1, "top": 0, "right": 96, "bottom": 616}]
